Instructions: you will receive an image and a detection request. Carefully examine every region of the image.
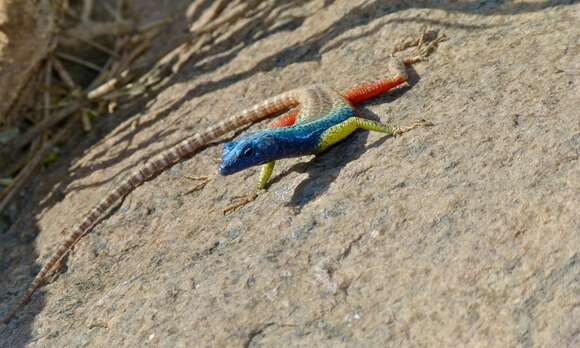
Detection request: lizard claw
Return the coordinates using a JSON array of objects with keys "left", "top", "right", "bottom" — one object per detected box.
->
[
  {"left": 393, "top": 28, "right": 447, "bottom": 64},
  {"left": 223, "top": 191, "right": 260, "bottom": 215},
  {"left": 416, "top": 118, "right": 435, "bottom": 127},
  {"left": 182, "top": 175, "right": 210, "bottom": 194},
  {"left": 393, "top": 119, "right": 434, "bottom": 136}
]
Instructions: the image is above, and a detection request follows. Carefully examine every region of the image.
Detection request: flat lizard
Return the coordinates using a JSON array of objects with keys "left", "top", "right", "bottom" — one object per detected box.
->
[{"left": 0, "top": 31, "right": 444, "bottom": 325}]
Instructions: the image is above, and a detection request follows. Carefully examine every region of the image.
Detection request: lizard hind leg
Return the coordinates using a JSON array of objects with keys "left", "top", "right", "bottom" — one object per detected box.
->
[{"left": 393, "top": 28, "right": 447, "bottom": 64}]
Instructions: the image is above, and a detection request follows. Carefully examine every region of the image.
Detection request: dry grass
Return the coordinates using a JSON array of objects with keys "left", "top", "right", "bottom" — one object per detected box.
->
[
  {"left": 0, "top": 0, "right": 160, "bottom": 213},
  {"left": 0, "top": 0, "right": 257, "bottom": 216}
]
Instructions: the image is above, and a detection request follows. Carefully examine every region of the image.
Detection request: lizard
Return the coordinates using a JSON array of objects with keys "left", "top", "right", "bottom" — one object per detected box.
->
[{"left": 0, "top": 30, "right": 444, "bottom": 325}]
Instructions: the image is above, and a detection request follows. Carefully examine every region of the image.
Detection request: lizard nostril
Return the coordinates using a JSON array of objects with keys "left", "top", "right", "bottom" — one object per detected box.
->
[{"left": 218, "top": 164, "right": 228, "bottom": 176}]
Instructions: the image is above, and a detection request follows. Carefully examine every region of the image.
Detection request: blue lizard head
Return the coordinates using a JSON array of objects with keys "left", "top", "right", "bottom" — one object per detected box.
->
[{"left": 219, "top": 132, "right": 281, "bottom": 176}]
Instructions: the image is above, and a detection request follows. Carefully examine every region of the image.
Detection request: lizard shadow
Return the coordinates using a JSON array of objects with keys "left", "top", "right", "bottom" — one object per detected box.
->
[{"left": 269, "top": 70, "right": 417, "bottom": 209}]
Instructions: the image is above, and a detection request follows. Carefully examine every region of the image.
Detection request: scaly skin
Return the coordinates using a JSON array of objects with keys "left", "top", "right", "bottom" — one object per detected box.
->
[
  {"left": 1, "top": 31, "right": 444, "bottom": 325},
  {"left": 219, "top": 59, "right": 428, "bottom": 189}
]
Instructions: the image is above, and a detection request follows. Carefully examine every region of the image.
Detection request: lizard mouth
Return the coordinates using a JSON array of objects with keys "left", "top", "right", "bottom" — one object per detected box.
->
[
  {"left": 219, "top": 159, "right": 248, "bottom": 176},
  {"left": 218, "top": 163, "right": 235, "bottom": 176}
]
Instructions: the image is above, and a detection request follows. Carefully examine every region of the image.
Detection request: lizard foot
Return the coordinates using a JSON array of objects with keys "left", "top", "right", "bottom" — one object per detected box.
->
[
  {"left": 182, "top": 175, "right": 210, "bottom": 194},
  {"left": 393, "top": 28, "right": 447, "bottom": 64},
  {"left": 393, "top": 119, "right": 434, "bottom": 136},
  {"left": 223, "top": 191, "right": 260, "bottom": 215}
]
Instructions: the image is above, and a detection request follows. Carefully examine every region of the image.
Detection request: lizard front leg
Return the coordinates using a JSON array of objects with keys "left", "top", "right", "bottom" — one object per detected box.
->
[
  {"left": 223, "top": 110, "right": 298, "bottom": 214},
  {"left": 317, "top": 117, "right": 433, "bottom": 153},
  {"left": 222, "top": 161, "right": 276, "bottom": 215}
]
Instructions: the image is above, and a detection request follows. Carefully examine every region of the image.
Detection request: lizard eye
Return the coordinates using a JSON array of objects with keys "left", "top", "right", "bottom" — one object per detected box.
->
[{"left": 242, "top": 147, "right": 254, "bottom": 157}]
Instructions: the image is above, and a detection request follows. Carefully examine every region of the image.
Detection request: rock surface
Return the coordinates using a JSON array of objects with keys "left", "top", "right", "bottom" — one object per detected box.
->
[{"left": 1, "top": 0, "right": 579, "bottom": 347}]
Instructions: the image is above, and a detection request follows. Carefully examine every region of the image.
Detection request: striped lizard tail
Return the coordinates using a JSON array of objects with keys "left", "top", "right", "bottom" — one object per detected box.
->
[{"left": 0, "top": 91, "right": 299, "bottom": 325}]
